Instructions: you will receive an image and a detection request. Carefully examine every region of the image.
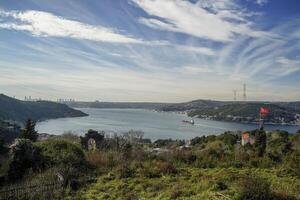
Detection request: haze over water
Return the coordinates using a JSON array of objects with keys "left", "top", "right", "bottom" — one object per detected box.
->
[{"left": 36, "top": 108, "right": 300, "bottom": 140}]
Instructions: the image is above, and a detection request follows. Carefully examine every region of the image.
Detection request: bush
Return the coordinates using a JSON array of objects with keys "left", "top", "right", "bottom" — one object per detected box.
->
[
  {"left": 115, "top": 164, "right": 135, "bottom": 178},
  {"left": 36, "top": 140, "right": 85, "bottom": 166},
  {"left": 236, "top": 175, "right": 272, "bottom": 200},
  {"left": 211, "top": 181, "right": 227, "bottom": 191},
  {"left": 139, "top": 160, "right": 177, "bottom": 178}
]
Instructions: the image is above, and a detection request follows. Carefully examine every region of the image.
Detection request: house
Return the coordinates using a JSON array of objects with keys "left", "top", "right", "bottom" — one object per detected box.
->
[
  {"left": 87, "top": 138, "right": 96, "bottom": 151},
  {"left": 241, "top": 132, "right": 255, "bottom": 146}
]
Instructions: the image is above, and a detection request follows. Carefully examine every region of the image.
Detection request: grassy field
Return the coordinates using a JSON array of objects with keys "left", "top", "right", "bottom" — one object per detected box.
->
[{"left": 69, "top": 167, "right": 300, "bottom": 200}]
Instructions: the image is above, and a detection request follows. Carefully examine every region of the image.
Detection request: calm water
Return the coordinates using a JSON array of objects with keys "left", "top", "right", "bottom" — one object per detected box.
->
[{"left": 36, "top": 108, "right": 300, "bottom": 140}]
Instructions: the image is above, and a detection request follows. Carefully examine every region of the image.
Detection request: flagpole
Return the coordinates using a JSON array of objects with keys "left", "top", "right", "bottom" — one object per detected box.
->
[
  {"left": 259, "top": 110, "right": 264, "bottom": 130},
  {"left": 259, "top": 112, "right": 262, "bottom": 130}
]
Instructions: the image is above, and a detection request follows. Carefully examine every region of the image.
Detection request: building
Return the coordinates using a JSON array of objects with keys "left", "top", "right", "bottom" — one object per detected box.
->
[{"left": 241, "top": 132, "right": 255, "bottom": 146}]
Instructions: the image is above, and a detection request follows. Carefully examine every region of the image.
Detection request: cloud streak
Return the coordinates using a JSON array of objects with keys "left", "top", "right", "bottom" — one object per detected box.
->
[
  {"left": 0, "top": 10, "right": 143, "bottom": 44},
  {"left": 132, "top": 0, "right": 268, "bottom": 42}
]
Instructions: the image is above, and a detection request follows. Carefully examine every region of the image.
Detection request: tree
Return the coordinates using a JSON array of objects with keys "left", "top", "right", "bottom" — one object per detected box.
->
[
  {"left": 255, "top": 130, "right": 267, "bottom": 157},
  {"left": 6, "top": 139, "right": 42, "bottom": 181},
  {"left": 122, "top": 130, "right": 144, "bottom": 144},
  {"left": 80, "top": 129, "right": 105, "bottom": 150},
  {"left": 19, "top": 119, "right": 38, "bottom": 142},
  {"left": 0, "top": 136, "right": 6, "bottom": 154}
]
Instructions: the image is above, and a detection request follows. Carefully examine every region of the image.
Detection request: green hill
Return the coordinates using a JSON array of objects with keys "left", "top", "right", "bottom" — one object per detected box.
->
[
  {"left": 188, "top": 103, "right": 297, "bottom": 124},
  {"left": 159, "top": 99, "right": 228, "bottom": 111},
  {"left": 0, "top": 94, "right": 88, "bottom": 123}
]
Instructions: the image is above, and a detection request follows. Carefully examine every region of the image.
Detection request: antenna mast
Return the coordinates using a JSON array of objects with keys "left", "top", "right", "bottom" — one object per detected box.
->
[
  {"left": 243, "top": 84, "right": 247, "bottom": 101},
  {"left": 233, "top": 90, "right": 237, "bottom": 101}
]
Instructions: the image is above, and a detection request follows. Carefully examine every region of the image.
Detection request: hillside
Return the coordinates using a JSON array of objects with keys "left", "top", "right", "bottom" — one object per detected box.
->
[
  {"left": 0, "top": 94, "right": 88, "bottom": 123},
  {"left": 1, "top": 129, "right": 300, "bottom": 199},
  {"left": 64, "top": 101, "right": 169, "bottom": 109},
  {"left": 159, "top": 99, "right": 230, "bottom": 111},
  {"left": 188, "top": 103, "right": 298, "bottom": 124}
]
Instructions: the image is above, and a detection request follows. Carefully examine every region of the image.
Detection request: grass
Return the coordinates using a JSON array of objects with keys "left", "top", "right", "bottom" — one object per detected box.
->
[{"left": 66, "top": 167, "right": 300, "bottom": 200}]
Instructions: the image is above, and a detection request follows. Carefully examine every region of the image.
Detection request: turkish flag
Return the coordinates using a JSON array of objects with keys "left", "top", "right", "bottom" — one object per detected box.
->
[{"left": 260, "top": 107, "right": 269, "bottom": 115}]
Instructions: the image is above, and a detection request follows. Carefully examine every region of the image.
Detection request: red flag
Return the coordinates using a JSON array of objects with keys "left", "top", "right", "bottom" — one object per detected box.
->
[{"left": 260, "top": 107, "right": 269, "bottom": 115}]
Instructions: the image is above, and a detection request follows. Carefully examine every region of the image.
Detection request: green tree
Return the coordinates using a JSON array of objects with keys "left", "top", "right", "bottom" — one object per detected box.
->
[
  {"left": 0, "top": 136, "right": 6, "bottom": 154},
  {"left": 255, "top": 130, "right": 267, "bottom": 157},
  {"left": 80, "top": 129, "right": 105, "bottom": 150},
  {"left": 20, "top": 119, "right": 38, "bottom": 142},
  {"left": 5, "top": 139, "right": 42, "bottom": 181}
]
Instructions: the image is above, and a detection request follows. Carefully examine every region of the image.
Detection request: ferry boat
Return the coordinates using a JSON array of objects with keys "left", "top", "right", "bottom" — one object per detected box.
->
[{"left": 182, "top": 119, "right": 195, "bottom": 125}]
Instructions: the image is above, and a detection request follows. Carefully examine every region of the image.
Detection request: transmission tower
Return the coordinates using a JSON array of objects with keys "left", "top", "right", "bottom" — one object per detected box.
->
[
  {"left": 243, "top": 84, "right": 247, "bottom": 101},
  {"left": 233, "top": 90, "right": 237, "bottom": 101}
]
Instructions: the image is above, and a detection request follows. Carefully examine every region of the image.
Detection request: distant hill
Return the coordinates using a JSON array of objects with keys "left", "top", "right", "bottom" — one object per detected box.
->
[
  {"left": 0, "top": 94, "right": 88, "bottom": 123},
  {"left": 188, "top": 103, "right": 298, "bottom": 124},
  {"left": 159, "top": 99, "right": 300, "bottom": 113},
  {"left": 159, "top": 99, "right": 230, "bottom": 111},
  {"left": 65, "top": 101, "right": 169, "bottom": 110}
]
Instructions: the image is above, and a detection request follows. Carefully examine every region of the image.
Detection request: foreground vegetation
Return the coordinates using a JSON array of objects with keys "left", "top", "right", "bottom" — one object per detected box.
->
[
  {"left": 71, "top": 168, "right": 300, "bottom": 200},
  {"left": 0, "top": 122, "right": 299, "bottom": 199}
]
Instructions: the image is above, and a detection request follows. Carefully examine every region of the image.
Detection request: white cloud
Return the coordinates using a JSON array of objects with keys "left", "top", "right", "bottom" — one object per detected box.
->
[
  {"left": 0, "top": 10, "right": 143, "bottom": 44},
  {"left": 132, "top": 0, "right": 267, "bottom": 42},
  {"left": 181, "top": 66, "right": 213, "bottom": 74},
  {"left": 254, "top": 0, "right": 268, "bottom": 6},
  {"left": 175, "top": 45, "right": 215, "bottom": 56},
  {"left": 276, "top": 57, "right": 300, "bottom": 74}
]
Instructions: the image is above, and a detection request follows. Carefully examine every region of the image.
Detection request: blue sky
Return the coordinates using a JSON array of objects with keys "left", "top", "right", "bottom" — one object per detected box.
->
[{"left": 0, "top": 0, "right": 299, "bottom": 102}]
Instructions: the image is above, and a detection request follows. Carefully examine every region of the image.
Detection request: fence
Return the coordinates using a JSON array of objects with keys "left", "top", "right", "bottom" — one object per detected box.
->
[
  {"left": 0, "top": 176, "right": 96, "bottom": 200},
  {"left": 0, "top": 180, "right": 63, "bottom": 200}
]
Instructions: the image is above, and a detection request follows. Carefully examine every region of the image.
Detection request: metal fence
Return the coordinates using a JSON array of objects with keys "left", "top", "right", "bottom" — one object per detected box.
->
[
  {"left": 0, "top": 180, "right": 63, "bottom": 200},
  {"left": 0, "top": 176, "right": 96, "bottom": 200}
]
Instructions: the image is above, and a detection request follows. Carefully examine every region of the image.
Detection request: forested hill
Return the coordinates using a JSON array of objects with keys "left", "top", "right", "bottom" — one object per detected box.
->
[
  {"left": 0, "top": 94, "right": 88, "bottom": 123},
  {"left": 65, "top": 101, "right": 169, "bottom": 110},
  {"left": 160, "top": 99, "right": 300, "bottom": 113},
  {"left": 159, "top": 99, "right": 229, "bottom": 111},
  {"left": 188, "top": 103, "right": 299, "bottom": 124}
]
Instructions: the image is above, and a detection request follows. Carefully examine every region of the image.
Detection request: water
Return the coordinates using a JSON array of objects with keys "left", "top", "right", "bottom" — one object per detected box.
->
[{"left": 36, "top": 108, "right": 300, "bottom": 140}]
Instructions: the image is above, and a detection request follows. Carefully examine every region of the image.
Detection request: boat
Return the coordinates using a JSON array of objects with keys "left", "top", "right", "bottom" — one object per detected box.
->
[{"left": 182, "top": 119, "right": 195, "bottom": 125}]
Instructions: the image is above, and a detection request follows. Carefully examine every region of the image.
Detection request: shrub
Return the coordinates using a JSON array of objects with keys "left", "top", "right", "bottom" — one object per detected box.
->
[
  {"left": 140, "top": 160, "right": 177, "bottom": 178},
  {"left": 155, "top": 160, "right": 177, "bottom": 175},
  {"left": 115, "top": 164, "right": 134, "bottom": 178},
  {"left": 87, "top": 150, "right": 107, "bottom": 167},
  {"left": 284, "top": 152, "right": 300, "bottom": 177},
  {"left": 36, "top": 140, "right": 85, "bottom": 166},
  {"left": 236, "top": 175, "right": 272, "bottom": 200},
  {"left": 211, "top": 181, "right": 227, "bottom": 191}
]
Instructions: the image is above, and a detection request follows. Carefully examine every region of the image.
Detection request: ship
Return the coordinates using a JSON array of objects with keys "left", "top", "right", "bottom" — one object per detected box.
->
[{"left": 182, "top": 119, "right": 195, "bottom": 125}]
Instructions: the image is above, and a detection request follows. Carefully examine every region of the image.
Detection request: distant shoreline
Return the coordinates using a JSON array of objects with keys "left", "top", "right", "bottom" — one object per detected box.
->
[{"left": 70, "top": 107, "right": 300, "bottom": 127}]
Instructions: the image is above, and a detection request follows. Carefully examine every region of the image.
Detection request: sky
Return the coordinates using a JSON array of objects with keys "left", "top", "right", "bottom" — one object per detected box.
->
[{"left": 0, "top": 0, "right": 300, "bottom": 102}]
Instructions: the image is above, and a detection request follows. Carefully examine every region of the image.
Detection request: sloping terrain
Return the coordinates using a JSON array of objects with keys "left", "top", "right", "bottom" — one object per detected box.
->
[
  {"left": 0, "top": 94, "right": 88, "bottom": 123},
  {"left": 188, "top": 103, "right": 297, "bottom": 123}
]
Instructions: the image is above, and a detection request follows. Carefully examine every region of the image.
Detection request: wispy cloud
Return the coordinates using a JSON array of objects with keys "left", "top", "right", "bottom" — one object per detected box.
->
[
  {"left": 276, "top": 57, "right": 300, "bottom": 75},
  {"left": 0, "top": 10, "right": 143, "bottom": 44},
  {"left": 175, "top": 45, "right": 215, "bottom": 56},
  {"left": 181, "top": 66, "right": 213, "bottom": 74},
  {"left": 132, "top": 0, "right": 268, "bottom": 42},
  {"left": 254, "top": 0, "right": 269, "bottom": 6}
]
